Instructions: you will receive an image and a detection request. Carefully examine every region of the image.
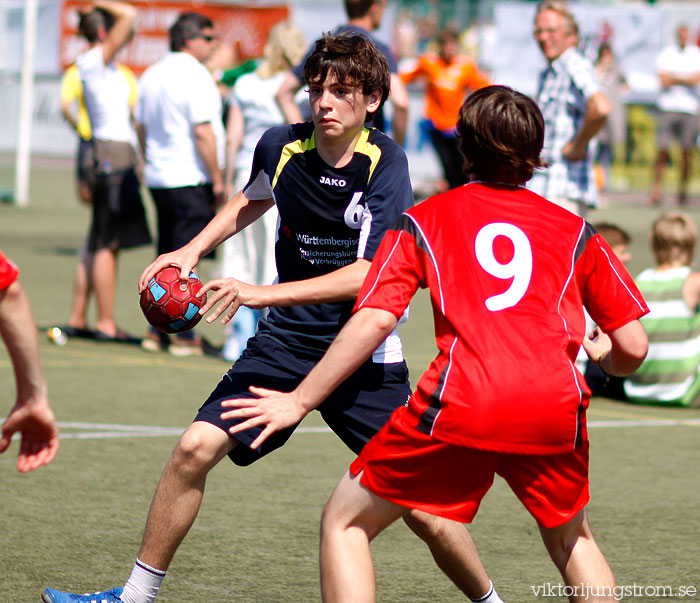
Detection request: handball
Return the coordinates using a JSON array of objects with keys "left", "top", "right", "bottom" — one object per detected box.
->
[{"left": 140, "top": 267, "right": 207, "bottom": 334}]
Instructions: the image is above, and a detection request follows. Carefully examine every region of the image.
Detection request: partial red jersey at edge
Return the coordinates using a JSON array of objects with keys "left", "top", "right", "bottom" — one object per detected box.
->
[
  {"left": 355, "top": 182, "right": 648, "bottom": 455},
  {"left": 0, "top": 250, "right": 19, "bottom": 290}
]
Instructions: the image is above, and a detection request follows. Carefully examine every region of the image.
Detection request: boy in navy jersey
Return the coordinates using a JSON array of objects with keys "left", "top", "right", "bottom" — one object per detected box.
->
[
  {"left": 43, "top": 34, "right": 499, "bottom": 603},
  {"left": 220, "top": 86, "right": 650, "bottom": 602}
]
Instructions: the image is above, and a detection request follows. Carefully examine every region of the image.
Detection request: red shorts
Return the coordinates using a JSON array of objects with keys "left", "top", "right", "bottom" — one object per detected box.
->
[
  {"left": 0, "top": 251, "right": 19, "bottom": 290},
  {"left": 350, "top": 407, "right": 589, "bottom": 529}
]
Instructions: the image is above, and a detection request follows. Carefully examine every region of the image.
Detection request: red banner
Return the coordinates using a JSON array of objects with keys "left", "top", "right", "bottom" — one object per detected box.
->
[{"left": 60, "top": 1, "right": 290, "bottom": 75}]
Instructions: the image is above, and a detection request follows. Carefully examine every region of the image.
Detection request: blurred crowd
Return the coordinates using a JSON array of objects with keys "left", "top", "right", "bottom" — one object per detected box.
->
[
  {"left": 39, "top": 0, "right": 700, "bottom": 410},
  {"left": 2, "top": 3, "right": 699, "bottom": 600}
]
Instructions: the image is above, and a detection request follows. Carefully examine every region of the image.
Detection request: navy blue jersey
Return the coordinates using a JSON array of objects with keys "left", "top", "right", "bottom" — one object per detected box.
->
[{"left": 243, "top": 121, "right": 413, "bottom": 358}]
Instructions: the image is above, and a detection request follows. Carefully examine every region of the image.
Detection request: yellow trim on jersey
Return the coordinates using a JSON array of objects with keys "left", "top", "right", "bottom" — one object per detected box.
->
[
  {"left": 354, "top": 128, "right": 382, "bottom": 182},
  {"left": 271, "top": 127, "right": 382, "bottom": 190},
  {"left": 272, "top": 131, "right": 317, "bottom": 190},
  {"left": 61, "top": 64, "right": 92, "bottom": 140}
]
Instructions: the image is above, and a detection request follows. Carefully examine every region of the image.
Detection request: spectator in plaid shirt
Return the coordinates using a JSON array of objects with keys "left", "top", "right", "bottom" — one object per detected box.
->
[{"left": 528, "top": 0, "right": 610, "bottom": 217}]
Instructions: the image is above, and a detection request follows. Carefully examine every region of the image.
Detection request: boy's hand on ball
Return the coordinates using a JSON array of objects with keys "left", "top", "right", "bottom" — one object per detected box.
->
[
  {"left": 198, "top": 278, "right": 265, "bottom": 325},
  {"left": 138, "top": 249, "right": 199, "bottom": 293}
]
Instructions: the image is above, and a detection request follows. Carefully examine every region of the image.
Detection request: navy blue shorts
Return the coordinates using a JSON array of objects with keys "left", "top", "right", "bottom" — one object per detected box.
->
[{"left": 195, "top": 334, "right": 411, "bottom": 466}]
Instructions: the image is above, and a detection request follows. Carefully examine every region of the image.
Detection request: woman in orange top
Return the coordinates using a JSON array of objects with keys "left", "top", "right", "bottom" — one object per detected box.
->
[{"left": 402, "top": 28, "right": 490, "bottom": 189}]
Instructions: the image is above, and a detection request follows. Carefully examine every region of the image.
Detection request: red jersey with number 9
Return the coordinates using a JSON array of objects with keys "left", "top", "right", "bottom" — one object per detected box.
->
[
  {"left": 0, "top": 250, "right": 19, "bottom": 290},
  {"left": 355, "top": 182, "right": 648, "bottom": 454}
]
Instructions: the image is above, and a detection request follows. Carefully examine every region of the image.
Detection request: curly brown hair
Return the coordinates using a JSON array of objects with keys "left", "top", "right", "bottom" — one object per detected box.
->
[{"left": 303, "top": 32, "right": 390, "bottom": 123}]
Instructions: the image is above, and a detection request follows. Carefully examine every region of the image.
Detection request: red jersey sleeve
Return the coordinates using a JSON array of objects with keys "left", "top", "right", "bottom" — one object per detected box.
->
[
  {"left": 0, "top": 250, "right": 19, "bottom": 290},
  {"left": 354, "top": 215, "right": 426, "bottom": 318},
  {"left": 575, "top": 229, "right": 649, "bottom": 331}
]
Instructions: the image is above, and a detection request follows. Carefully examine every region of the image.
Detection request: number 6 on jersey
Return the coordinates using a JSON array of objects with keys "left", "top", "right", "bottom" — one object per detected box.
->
[{"left": 475, "top": 223, "right": 533, "bottom": 311}]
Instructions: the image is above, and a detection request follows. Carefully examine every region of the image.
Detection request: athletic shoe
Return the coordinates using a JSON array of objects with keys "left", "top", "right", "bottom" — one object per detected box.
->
[
  {"left": 93, "top": 328, "right": 141, "bottom": 345},
  {"left": 169, "top": 333, "right": 204, "bottom": 357},
  {"left": 141, "top": 331, "right": 166, "bottom": 353},
  {"left": 42, "top": 587, "right": 123, "bottom": 602}
]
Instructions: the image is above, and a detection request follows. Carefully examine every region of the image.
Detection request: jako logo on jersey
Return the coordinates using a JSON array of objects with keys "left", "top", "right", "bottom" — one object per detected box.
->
[{"left": 320, "top": 176, "right": 346, "bottom": 187}]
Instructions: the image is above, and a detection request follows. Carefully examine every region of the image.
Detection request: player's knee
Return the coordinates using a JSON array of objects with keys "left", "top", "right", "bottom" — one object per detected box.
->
[
  {"left": 540, "top": 510, "right": 594, "bottom": 568},
  {"left": 171, "top": 425, "right": 222, "bottom": 474},
  {"left": 403, "top": 509, "right": 446, "bottom": 540},
  {"left": 320, "top": 495, "right": 364, "bottom": 544},
  {"left": 320, "top": 496, "right": 344, "bottom": 538}
]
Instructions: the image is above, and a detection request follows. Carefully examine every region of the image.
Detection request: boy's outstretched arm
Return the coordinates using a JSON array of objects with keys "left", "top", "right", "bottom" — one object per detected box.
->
[
  {"left": 220, "top": 307, "right": 399, "bottom": 449},
  {"left": 0, "top": 280, "right": 59, "bottom": 472}
]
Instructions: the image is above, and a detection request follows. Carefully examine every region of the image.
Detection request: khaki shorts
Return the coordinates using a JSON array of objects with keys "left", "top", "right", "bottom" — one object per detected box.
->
[{"left": 657, "top": 111, "right": 699, "bottom": 151}]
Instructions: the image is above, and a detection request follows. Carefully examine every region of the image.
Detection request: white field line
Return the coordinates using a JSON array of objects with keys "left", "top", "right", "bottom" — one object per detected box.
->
[
  {"left": 1, "top": 418, "right": 699, "bottom": 441},
  {"left": 588, "top": 417, "right": 700, "bottom": 428}
]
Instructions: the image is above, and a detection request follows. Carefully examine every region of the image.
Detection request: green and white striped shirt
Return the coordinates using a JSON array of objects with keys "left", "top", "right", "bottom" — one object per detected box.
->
[{"left": 624, "top": 266, "right": 700, "bottom": 406}]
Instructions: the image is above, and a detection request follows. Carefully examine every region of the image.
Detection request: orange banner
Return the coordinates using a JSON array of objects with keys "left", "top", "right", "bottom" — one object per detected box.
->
[{"left": 60, "top": 1, "right": 289, "bottom": 75}]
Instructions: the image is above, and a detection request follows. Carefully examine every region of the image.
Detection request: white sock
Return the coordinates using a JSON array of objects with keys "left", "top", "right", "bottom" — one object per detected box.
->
[
  {"left": 471, "top": 581, "right": 504, "bottom": 603},
  {"left": 119, "top": 559, "right": 166, "bottom": 603}
]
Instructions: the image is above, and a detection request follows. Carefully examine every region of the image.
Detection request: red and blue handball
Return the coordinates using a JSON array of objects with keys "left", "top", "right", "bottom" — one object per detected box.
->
[{"left": 140, "top": 267, "right": 207, "bottom": 334}]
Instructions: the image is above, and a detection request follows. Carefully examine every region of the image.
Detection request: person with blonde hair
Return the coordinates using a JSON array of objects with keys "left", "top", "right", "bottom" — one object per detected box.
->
[
  {"left": 625, "top": 212, "right": 700, "bottom": 406},
  {"left": 219, "top": 21, "right": 308, "bottom": 361}
]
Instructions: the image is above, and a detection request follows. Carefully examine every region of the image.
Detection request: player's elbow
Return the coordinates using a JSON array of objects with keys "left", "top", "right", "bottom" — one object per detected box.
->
[
  {"left": 389, "top": 76, "right": 410, "bottom": 110},
  {"left": 629, "top": 335, "right": 649, "bottom": 367},
  {"left": 0, "top": 280, "right": 27, "bottom": 327},
  {"left": 0, "top": 280, "right": 24, "bottom": 307},
  {"left": 361, "top": 307, "right": 399, "bottom": 335},
  {"left": 610, "top": 321, "right": 649, "bottom": 375}
]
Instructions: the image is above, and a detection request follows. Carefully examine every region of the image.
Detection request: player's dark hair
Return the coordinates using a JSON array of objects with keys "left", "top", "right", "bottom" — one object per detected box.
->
[
  {"left": 344, "top": 0, "right": 377, "bottom": 20},
  {"left": 79, "top": 9, "right": 110, "bottom": 43},
  {"left": 593, "top": 222, "right": 631, "bottom": 249},
  {"left": 303, "top": 33, "right": 390, "bottom": 122},
  {"left": 456, "top": 85, "right": 546, "bottom": 184},
  {"left": 169, "top": 12, "right": 214, "bottom": 52}
]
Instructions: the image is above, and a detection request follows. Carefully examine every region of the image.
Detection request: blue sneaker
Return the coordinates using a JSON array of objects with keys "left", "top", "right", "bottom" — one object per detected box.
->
[{"left": 42, "top": 587, "right": 123, "bottom": 603}]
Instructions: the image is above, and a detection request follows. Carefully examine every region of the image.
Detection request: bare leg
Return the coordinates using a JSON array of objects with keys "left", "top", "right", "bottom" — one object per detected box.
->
[
  {"left": 650, "top": 150, "right": 668, "bottom": 205},
  {"left": 403, "top": 511, "right": 492, "bottom": 600},
  {"left": 68, "top": 254, "right": 93, "bottom": 328},
  {"left": 137, "top": 422, "right": 236, "bottom": 570},
  {"left": 539, "top": 508, "right": 615, "bottom": 603},
  {"left": 92, "top": 248, "right": 118, "bottom": 336},
  {"left": 679, "top": 149, "right": 691, "bottom": 204},
  {"left": 320, "top": 470, "right": 408, "bottom": 603}
]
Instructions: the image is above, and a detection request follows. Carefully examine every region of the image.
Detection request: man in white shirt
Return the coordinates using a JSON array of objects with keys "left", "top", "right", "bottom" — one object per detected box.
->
[
  {"left": 73, "top": 0, "right": 151, "bottom": 342},
  {"left": 651, "top": 24, "right": 700, "bottom": 206},
  {"left": 135, "top": 12, "right": 225, "bottom": 356}
]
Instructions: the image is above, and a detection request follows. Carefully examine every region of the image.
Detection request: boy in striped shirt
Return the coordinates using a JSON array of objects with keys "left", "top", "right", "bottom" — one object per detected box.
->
[{"left": 624, "top": 212, "right": 700, "bottom": 406}]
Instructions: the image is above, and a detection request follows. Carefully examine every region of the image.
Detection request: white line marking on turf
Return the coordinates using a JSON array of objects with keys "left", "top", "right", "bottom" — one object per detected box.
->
[
  {"left": 588, "top": 418, "right": 700, "bottom": 428},
  {"left": 2, "top": 419, "right": 699, "bottom": 441}
]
